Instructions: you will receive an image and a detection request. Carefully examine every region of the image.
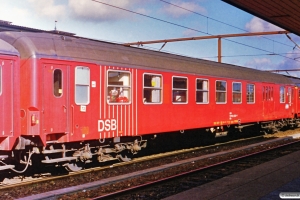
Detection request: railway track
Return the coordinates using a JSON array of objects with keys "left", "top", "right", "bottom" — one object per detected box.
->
[
  {"left": 6, "top": 131, "right": 298, "bottom": 200},
  {"left": 0, "top": 133, "right": 264, "bottom": 187},
  {"left": 89, "top": 136, "right": 300, "bottom": 200}
]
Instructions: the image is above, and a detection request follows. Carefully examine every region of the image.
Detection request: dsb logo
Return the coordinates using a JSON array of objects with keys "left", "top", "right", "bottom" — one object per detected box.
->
[{"left": 98, "top": 119, "right": 117, "bottom": 132}]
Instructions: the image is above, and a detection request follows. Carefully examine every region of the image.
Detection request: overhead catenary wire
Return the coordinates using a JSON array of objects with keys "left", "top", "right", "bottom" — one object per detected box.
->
[
  {"left": 91, "top": 0, "right": 208, "bottom": 35},
  {"left": 159, "top": 0, "right": 294, "bottom": 49},
  {"left": 286, "top": 34, "right": 300, "bottom": 50},
  {"left": 91, "top": 0, "right": 300, "bottom": 63},
  {"left": 201, "top": 52, "right": 300, "bottom": 59}
]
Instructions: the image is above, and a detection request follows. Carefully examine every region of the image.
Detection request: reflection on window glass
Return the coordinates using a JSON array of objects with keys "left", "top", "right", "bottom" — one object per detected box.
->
[
  {"left": 247, "top": 84, "right": 255, "bottom": 103},
  {"left": 172, "top": 77, "right": 187, "bottom": 103},
  {"left": 270, "top": 87, "right": 273, "bottom": 101},
  {"left": 143, "top": 74, "right": 162, "bottom": 103},
  {"left": 216, "top": 80, "right": 226, "bottom": 103},
  {"left": 53, "top": 69, "right": 62, "bottom": 97},
  {"left": 280, "top": 86, "right": 285, "bottom": 103},
  {"left": 196, "top": 79, "right": 208, "bottom": 103},
  {"left": 232, "top": 82, "right": 241, "bottom": 103},
  {"left": 107, "top": 71, "right": 131, "bottom": 103},
  {"left": 75, "top": 66, "right": 90, "bottom": 105},
  {"left": 288, "top": 87, "right": 292, "bottom": 103}
]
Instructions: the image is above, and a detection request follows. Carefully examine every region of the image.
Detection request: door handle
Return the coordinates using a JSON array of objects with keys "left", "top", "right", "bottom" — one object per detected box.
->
[{"left": 63, "top": 105, "right": 67, "bottom": 113}]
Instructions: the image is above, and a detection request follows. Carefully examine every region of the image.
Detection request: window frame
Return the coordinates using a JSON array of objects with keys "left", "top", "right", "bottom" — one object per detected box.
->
[
  {"left": 75, "top": 66, "right": 90, "bottom": 105},
  {"left": 280, "top": 86, "right": 285, "bottom": 103},
  {"left": 246, "top": 83, "right": 255, "bottom": 104},
  {"left": 53, "top": 69, "right": 63, "bottom": 98},
  {"left": 232, "top": 82, "right": 242, "bottom": 104},
  {"left": 216, "top": 80, "right": 227, "bottom": 104},
  {"left": 143, "top": 73, "right": 163, "bottom": 104},
  {"left": 288, "top": 87, "right": 292, "bottom": 104},
  {"left": 172, "top": 76, "right": 188, "bottom": 104},
  {"left": 107, "top": 69, "right": 132, "bottom": 105},
  {"left": 196, "top": 78, "right": 209, "bottom": 104}
]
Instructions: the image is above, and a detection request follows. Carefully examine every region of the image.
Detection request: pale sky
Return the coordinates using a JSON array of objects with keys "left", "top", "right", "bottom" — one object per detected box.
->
[{"left": 1, "top": 0, "right": 300, "bottom": 76}]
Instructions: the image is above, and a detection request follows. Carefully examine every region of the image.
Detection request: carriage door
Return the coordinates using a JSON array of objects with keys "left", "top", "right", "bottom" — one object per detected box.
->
[
  {"left": 287, "top": 87, "right": 294, "bottom": 114},
  {"left": 262, "top": 85, "right": 274, "bottom": 119},
  {"left": 43, "top": 64, "right": 69, "bottom": 134},
  {"left": 0, "top": 60, "right": 13, "bottom": 136},
  {"left": 297, "top": 87, "right": 300, "bottom": 117}
]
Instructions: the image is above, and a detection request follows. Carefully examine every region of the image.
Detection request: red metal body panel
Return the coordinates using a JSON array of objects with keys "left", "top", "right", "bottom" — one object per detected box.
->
[
  {"left": 98, "top": 66, "right": 137, "bottom": 139},
  {"left": 136, "top": 69, "right": 295, "bottom": 135},
  {"left": 20, "top": 58, "right": 139, "bottom": 145}
]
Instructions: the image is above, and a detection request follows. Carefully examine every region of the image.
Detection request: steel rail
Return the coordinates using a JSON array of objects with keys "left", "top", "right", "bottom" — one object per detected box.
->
[
  {"left": 89, "top": 138, "right": 300, "bottom": 200},
  {"left": 6, "top": 134, "right": 299, "bottom": 199},
  {"left": 0, "top": 135, "right": 264, "bottom": 189}
]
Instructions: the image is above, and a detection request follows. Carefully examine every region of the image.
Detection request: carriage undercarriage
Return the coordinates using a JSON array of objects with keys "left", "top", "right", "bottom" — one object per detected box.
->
[{"left": 0, "top": 117, "right": 299, "bottom": 174}]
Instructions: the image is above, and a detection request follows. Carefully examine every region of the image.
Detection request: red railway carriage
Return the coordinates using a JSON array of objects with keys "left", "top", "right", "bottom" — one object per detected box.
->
[
  {"left": 0, "top": 31, "right": 299, "bottom": 172},
  {"left": 0, "top": 40, "right": 20, "bottom": 153}
]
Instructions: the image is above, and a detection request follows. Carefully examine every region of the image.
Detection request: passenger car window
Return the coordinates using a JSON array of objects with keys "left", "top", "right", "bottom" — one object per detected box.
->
[
  {"left": 196, "top": 79, "right": 209, "bottom": 103},
  {"left": 216, "top": 80, "right": 226, "bottom": 103},
  {"left": 143, "top": 73, "right": 162, "bottom": 104},
  {"left": 288, "top": 87, "right": 292, "bottom": 103},
  {"left": 75, "top": 66, "right": 90, "bottom": 105},
  {"left": 53, "top": 69, "right": 62, "bottom": 97},
  {"left": 107, "top": 70, "right": 131, "bottom": 103},
  {"left": 280, "top": 86, "right": 285, "bottom": 103},
  {"left": 172, "top": 76, "right": 187, "bottom": 103},
  {"left": 247, "top": 84, "right": 255, "bottom": 103},
  {"left": 232, "top": 82, "right": 241, "bottom": 103}
]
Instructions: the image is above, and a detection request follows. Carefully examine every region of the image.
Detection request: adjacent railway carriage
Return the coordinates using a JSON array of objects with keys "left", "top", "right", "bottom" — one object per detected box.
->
[
  {"left": 0, "top": 40, "right": 20, "bottom": 154},
  {"left": 0, "top": 31, "right": 299, "bottom": 172}
]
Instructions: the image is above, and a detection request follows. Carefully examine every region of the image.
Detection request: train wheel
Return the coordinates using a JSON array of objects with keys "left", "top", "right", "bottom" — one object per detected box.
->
[{"left": 64, "top": 162, "right": 83, "bottom": 172}]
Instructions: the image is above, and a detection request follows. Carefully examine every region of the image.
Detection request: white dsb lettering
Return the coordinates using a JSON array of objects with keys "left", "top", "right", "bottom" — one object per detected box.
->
[{"left": 98, "top": 119, "right": 117, "bottom": 132}]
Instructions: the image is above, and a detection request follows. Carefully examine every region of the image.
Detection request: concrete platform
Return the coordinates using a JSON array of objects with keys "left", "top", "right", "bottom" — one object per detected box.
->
[{"left": 163, "top": 148, "right": 300, "bottom": 200}]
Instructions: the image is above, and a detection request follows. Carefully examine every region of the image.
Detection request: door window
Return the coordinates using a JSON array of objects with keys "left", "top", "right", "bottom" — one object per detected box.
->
[
  {"left": 288, "top": 87, "right": 292, "bottom": 103},
  {"left": 280, "top": 86, "right": 285, "bottom": 103},
  {"left": 247, "top": 84, "right": 255, "bottom": 103},
  {"left": 53, "top": 69, "right": 62, "bottom": 97},
  {"left": 75, "top": 66, "right": 90, "bottom": 105}
]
